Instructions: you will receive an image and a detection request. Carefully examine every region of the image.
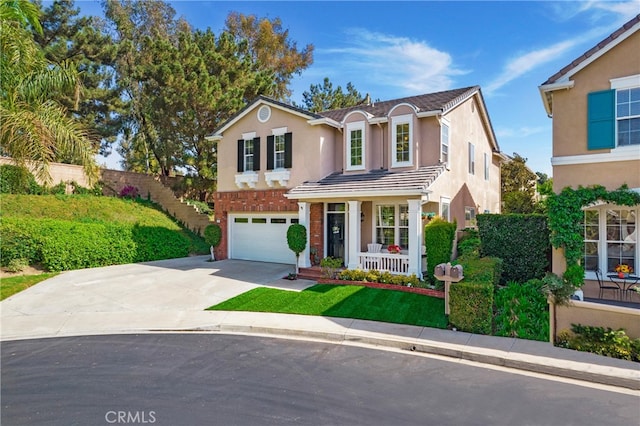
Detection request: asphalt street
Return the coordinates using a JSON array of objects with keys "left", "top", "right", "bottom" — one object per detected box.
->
[{"left": 2, "top": 334, "right": 638, "bottom": 426}]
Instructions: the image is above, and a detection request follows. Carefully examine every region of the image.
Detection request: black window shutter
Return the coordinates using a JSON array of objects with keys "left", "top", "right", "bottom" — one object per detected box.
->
[
  {"left": 253, "top": 137, "right": 261, "bottom": 171},
  {"left": 587, "top": 89, "right": 615, "bottom": 150},
  {"left": 237, "top": 139, "right": 244, "bottom": 172},
  {"left": 266, "top": 135, "right": 274, "bottom": 170},
  {"left": 284, "top": 132, "right": 293, "bottom": 168}
]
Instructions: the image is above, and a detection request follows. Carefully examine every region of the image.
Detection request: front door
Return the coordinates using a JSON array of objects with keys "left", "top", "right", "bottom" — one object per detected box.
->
[{"left": 326, "top": 204, "right": 346, "bottom": 263}]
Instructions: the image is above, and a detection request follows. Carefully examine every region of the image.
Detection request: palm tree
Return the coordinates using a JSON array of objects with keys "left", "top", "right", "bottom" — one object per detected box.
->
[{"left": 0, "top": 0, "right": 98, "bottom": 184}]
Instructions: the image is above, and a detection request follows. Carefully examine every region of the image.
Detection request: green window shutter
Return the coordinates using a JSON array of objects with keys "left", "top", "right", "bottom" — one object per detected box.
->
[
  {"left": 587, "top": 89, "right": 615, "bottom": 150},
  {"left": 266, "top": 135, "right": 274, "bottom": 170},
  {"left": 284, "top": 132, "right": 293, "bottom": 168}
]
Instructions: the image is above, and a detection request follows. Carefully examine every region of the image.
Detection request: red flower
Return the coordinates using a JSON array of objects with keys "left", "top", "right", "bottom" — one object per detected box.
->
[{"left": 387, "top": 244, "right": 401, "bottom": 253}]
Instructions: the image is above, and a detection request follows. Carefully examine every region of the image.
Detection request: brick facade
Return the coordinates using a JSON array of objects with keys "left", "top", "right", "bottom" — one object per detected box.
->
[{"left": 309, "top": 203, "right": 324, "bottom": 264}]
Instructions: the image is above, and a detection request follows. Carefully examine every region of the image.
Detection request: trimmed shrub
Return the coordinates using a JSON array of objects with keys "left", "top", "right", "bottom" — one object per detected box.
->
[
  {"left": 424, "top": 217, "right": 456, "bottom": 280},
  {"left": 477, "top": 214, "right": 550, "bottom": 285},
  {"left": 0, "top": 164, "right": 40, "bottom": 194},
  {"left": 130, "top": 224, "right": 191, "bottom": 262},
  {"left": 449, "top": 255, "right": 503, "bottom": 335},
  {"left": 556, "top": 324, "right": 640, "bottom": 362},
  {"left": 449, "top": 281, "right": 494, "bottom": 335},
  {"left": 204, "top": 224, "right": 222, "bottom": 248},
  {"left": 494, "top": 279, "right": 549, "bottom": 341},
  {"left": 0, "top": 220, "right": 42, "bottom": 266}
]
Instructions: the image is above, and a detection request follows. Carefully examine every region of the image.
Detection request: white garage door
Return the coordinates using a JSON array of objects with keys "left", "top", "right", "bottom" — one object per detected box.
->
[{"left": 229, "top": 214, "right": 300, "bottom": 264}]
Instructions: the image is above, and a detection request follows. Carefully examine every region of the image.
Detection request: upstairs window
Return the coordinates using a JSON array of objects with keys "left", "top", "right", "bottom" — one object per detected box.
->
[
  {"left": 237, "top": 136, "right": 260, "bottom": 172},
  {"left": 346, "top": 121, "right": 365, "bottom": 171},
  {"left": 441, "top": 122, "right": 449, "bottom": 166},
  {"left": 267, "top": 131, "right": 292, "bottom": 170},
  {"left": 484, "top": 153, "right": 490, "bottom": 180},
  {"left": 468, "top": 142, "right": 475, "bottom": 175},
  {"left": 391, "top": 115, "right": 413, "bottom": 168},
  {"left": 617, "top": 87, "right": 640, "bottom": 146},
  {"left": 588, "top": 75, "right": 640, "bottom": 149}
]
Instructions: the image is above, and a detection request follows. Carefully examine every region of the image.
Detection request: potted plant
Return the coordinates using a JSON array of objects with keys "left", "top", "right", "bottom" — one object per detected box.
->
[
  {"left": 615, "top": 263, "right": 633, "bottom": 278},
  {"left": 387, "top": 244, "right": 401, "bottom": 254}
]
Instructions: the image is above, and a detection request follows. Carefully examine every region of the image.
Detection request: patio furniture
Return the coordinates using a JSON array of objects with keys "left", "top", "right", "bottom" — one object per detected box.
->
[
  {"left": 596, "top": 268, "right": 621, "bottom": 299},
  {"left": 363, "top": 243, "right": 382, "bottom": 270}
]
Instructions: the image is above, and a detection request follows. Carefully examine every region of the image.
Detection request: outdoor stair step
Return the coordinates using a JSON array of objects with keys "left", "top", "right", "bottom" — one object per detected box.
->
[{"left": 297, "top": 266, "right": 323, "bottom": 281}]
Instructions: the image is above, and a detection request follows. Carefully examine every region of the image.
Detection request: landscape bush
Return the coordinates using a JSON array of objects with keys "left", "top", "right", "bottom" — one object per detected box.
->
[
  {"left": 1, "top": 195, "right": 208, "bottom": 272},
  {"left": 448, "top": 255, "right": 502, "bottom": 335},
  {"left": 0, "top": 164, "right": 40, "bottom": 194},
  {"left": 456, "top": 228, "right": 481, "bottom": 258},
  {"left": 477, "top": 214, "right": 550, "bottom": 285},
  {"left": 494, "top": 279, "right": 549, "bottom": 341},
  {"left": 338, "top": 269, "right": 420, "bottom": 287},
  {"left": 556, "top": 324, "right": 640, "bottom": 362},
  {"left": 424, "top": 217, "right": 456, "bottom": 281}
]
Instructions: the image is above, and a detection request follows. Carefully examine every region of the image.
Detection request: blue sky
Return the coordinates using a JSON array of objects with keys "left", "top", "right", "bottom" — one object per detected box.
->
[{"left": 81, "top": 0, "right": 640, "bottom": 176}]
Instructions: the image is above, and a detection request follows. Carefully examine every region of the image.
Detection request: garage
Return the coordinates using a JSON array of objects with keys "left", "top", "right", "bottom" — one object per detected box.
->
[{"left": 229, "top": 213, "right": 300, "bottom": 264}]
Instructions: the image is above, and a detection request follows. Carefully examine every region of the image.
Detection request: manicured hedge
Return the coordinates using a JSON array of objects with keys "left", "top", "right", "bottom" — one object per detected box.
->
[
  {"left": 424, "top": 217, "right": 457, "bottom": 281},
  {"left": 477, "top": 214, "right": 550, "bottom": 285},
  {"left": 449, "top": 281, "right": 494, "bottom": 335},
  {"left": 448, "top": 255, "right": 502, "bottom": 335},
  {"left": 1, "top": 217, "right": 192, "bottom": 272}
]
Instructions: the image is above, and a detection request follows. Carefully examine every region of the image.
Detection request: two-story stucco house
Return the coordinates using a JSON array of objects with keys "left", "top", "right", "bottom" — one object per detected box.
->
[
  {"left": 539, "top": 14, "right": 640, "bottom": 300},
  {"left": 208, "top": 86, "right": 502, "bottom": 278}
]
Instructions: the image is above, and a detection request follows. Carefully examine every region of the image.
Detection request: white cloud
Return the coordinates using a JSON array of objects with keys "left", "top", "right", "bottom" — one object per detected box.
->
[{"left": 320, "top": 29, "right": 466, "bottom": 95}]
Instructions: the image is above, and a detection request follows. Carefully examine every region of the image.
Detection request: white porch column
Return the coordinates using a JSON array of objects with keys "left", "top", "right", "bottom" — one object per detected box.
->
[
  {"left": 407, "top": 199, "right": 422, "bottom": 279},
  {"left": 298, "top": 202, "right": 311, "bottom": 268},
  {"left": 347, "top": 200, "right": 362, "bottom": 270}
]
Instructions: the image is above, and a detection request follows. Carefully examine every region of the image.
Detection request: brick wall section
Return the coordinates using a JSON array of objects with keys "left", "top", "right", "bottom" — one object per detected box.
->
[
  {"left": 213, "top": 189, "right": 300, "bottom": 260},
  {"left": 310, "top": 203, "right": 324, "bottom": 263}
]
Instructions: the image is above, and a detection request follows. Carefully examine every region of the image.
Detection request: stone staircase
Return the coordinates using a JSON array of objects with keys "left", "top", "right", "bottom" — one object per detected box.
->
[{"left": 101, "top": 169, "right": 211, "bottom": 236}]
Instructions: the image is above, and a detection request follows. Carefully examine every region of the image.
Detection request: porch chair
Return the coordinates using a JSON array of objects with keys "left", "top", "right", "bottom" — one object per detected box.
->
[{"left": 595, "top": 268, "right": 620, "bottom": 299}]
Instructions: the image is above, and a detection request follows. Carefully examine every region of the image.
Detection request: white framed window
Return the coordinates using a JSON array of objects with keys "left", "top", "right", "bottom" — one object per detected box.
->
[
  {"left": 465, "top": 206, "right": 476, "bottom": 228},
  {"left": 375, "top": 204, "right": 409, "bottom": 249},
  {"left": 441, "top": 122, "right": 450, "bottom": 166},
  {"left": 612, "top": 75, "right": 640, "bottom": 147},
  {"left": 391, "top": 114, "right": 413, "bottom": 168},
  {"left": 440, "top": 197, "right": 450, "bottom": 222},
  {"left": 274, "top": 134, "right": 285, "bottom": 169},
  {"left": 468, "top": 142, "right": 475, "bottom": 175},
  {"left": 583, "top": 206, "right": 637, "bottom": 275},
  {"left": 484, "top": 153, "right": 489, "bottom": 180},
  {"left": 346, "top": 121, "right": 365, "bottom": 171},
  {"left": 244, "top": 139, "right": 255, "bottom": 171}
]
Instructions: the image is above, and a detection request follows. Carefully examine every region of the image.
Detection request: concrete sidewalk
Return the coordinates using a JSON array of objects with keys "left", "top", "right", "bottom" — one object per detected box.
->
[{"left": 2, "top": 257, "right": 639, "bottom": 390}]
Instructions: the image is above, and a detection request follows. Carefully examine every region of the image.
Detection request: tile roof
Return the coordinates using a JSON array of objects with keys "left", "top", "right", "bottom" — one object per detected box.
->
[
  {"left": 542, "top": 14, "right": 640, "bottom": 85},
  {"left": 286, "top": 165, "right": 446, "bottom": 198},
  {"left": 317, "top": 86, "right": 479, "bottom": 122}
]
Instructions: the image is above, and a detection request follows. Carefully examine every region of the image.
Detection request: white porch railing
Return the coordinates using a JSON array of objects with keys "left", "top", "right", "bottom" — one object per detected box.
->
[{"left": 358, "top": 252, "right": 410, "bottom": 275}]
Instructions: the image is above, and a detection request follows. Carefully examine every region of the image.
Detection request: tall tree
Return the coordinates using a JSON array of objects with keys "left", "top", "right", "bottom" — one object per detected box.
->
[
  {"left": 34, "top": 0, "right": 123, "bottom": 158},
  {"left": 0, "top": 0, "right": 98, "bottom": 184},
  {"left": 501, "top": 153, "right": 538, "bottom": 213},
  {"left": 298, "top": 77, "right": 365, "bottom": 112},
  {"left": 224, "top": 11, "right": 313, "bottom": 101}
]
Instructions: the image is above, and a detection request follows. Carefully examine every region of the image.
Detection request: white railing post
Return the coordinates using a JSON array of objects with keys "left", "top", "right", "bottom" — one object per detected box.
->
[
  {"left": 407, "top": 199, "right": 422, "bottom": 279},
  {"left": 347, "top": 201, "right": 361, "bottom": 270},
  {"left": 298, "top": 202, "right": 311, "bottom": 268}
]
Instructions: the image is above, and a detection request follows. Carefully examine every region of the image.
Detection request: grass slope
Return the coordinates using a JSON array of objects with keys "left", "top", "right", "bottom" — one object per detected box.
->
[
  {"left": 1, "top": 273, "right": 58, "bottom": 300},
  {"left": 209, "top": 284, "right": 448, "bottom": 328}
]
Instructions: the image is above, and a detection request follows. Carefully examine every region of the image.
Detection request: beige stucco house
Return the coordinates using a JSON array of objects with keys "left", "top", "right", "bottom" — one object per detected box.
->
[
  {"left": 208, "top": 86, "right": 502, "bottom": 278},
  {"left": 539, "top": 14, "right": 640, "bottom": 287}
]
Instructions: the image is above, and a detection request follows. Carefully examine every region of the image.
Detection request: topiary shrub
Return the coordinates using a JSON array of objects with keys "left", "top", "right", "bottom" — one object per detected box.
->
[
  {"left": 449, "top": 281, "right": 494, "bottom": 335},
  {"left": 424, "top": 217, "right": 456, "bottom": 282},
  {"left": 0, "top": 164, "right": 40, "bottom": 194},
  {"left": 287, "top": 223, "right": 307, "bottom": 274}
]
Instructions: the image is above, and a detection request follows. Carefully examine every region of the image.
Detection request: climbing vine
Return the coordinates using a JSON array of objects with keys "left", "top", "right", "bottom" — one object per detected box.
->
[{"left": 547, "top": 184, "right": 640, "bottom": 286}]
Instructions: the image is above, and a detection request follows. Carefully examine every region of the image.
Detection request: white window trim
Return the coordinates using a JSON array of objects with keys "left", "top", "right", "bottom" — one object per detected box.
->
[
  {"left": 391, "top": 114, "right": 413, "bottom": 168},
  {"left": 264, "top": 169, "right": 290, "bottom": 187},
  {"left": 484, "top": 152, "right": 489, "bottom": 181},
  {"left": 611, "top": 74, "right": 640, "bottom": 149},
  {"left": 235, "top": 172, "right": 258, "bottom": 189},
  {"left": 583, "top": 204, "right": 639, "bottom": 280},
  {"left": 272, "top": 127, "right": 288, "bottom": 136},
  {"left": 243, "top": 139, "right": 254, "bottom": 172},
  {"left": 440, "top": 197, "right": 451, "bottom": 222},
  {"left": 468, "top": 142, "right": 475, "bottom": 175},
  {"left": 374, "top": 203, "right": 410, "bottom": 249},
  {"left": 440, "top": 118, "right": 450, "bottom": 168},
  {"left": 346, "top": 121, "right": 366, "bottom": 171},
  {"left": 273, "top": 133, "right": 286, "bottom": 170}
]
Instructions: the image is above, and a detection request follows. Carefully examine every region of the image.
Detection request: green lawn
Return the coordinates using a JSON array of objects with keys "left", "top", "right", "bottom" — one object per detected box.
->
[
  {"left": 1, "top": 273, "right": 58, "bottom": 301},
  {"left": 208, "top": 284, "right": 448, "bottom": 328}
]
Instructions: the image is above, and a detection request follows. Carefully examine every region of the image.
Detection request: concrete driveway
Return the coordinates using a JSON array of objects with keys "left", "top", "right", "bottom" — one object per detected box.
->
[{"left": 1, "top": 257, "right": 312, "bottom": 340}]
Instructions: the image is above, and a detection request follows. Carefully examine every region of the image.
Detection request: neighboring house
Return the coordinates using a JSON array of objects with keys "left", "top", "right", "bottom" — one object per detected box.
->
[
  {"left": 539, "top": 15, "right": 640, "bottom": 287},
  {"left": 207, "top": 86, "right": 502, "bottom": 278}
]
